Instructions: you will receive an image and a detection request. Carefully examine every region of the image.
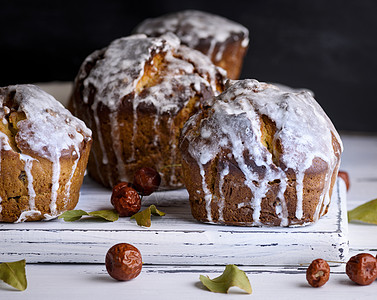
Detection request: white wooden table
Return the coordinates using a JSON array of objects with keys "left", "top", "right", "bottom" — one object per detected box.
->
[{"left": 1, "top": 83, "right": 377, "bottom": 299}]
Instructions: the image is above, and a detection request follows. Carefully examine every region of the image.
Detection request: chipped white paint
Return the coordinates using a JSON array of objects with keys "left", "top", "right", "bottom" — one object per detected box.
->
[{"left": 0, "top": 177, "right": 347, "bottom": 264}]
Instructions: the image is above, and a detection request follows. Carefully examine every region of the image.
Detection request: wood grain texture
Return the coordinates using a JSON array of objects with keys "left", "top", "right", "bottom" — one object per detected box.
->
[
  {"left": 1, "top": 263, "right": 377, "bottom": 300},
  {"left": 0, "top": 177, "right": 348, "bottom": 265}
]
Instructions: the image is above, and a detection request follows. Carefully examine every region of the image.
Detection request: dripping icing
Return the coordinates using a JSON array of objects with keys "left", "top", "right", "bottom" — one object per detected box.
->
[
  {"left": 198, "top": 162, "right": 213, "bottom": 222},
  {"left": 19, "top": 154, "right": 37, "bottom": 211},
  {"left": 218, "top": 164, "right": 229, "bottom": 222},
  {"left": 181, "top": 79, "right": 342, "bottom": 226},
  {"left": 75, "top": 33, "right": 224, "bottom": 186},
  {"left": 0, "top": 85, "right": 92, "bottom": 222},
  {"left": 135, "top": 10, "right": 249, "bottom": 63},
  {"left": 63, "top": 146, "right": 81, "bottom": 209}
]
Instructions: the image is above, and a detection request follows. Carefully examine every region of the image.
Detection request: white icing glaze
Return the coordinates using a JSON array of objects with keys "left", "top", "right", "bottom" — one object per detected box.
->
[
  {"left": 14, "top": 210, "right": 41, "bottom": 223},
  {"left": 42, "top": 213, "right": 57, "bottom": 221},
  {"left": 215, "top": 43, "right": 227, "bottom": 63},
  {"left": 9, "top": 85, "right": 91, "bottom": 160},
  {"left": 79, "top": 34, "right": 161, "bottom": 111},
  {"left": 275, "top": 177, "right": 289, "bottom": 226},
  {"left": 135, "top": 10, "right": 249, "bottom": 63},
  {"left": 50, "top": 159, "right": 60, "bottom": 215},
  {"left": 0, "top": 132, "right": 12, "bottom": 151},
  {"left": 0, "top": 131, "right": 12, "bottom": 215},
  {"left": 218, "top": 164, "right": 229, "bottom": 222},
  {"left": 19, "top": 154, "right": 36, "bottom": 210},
  {"left": 198, "top": 162, "right": 213, "bottom": 222},
  {"left": 0, "top": 85, "right": 92, "bottom": 222},
  {"left": 75, "top": 33, "right": 224, "bottom": 185},
  {"left": 63, "top": 146, "right": 80, "bottom": 209},
  {"left": 181, "top": 79, "right": 342, "bottom": 226},
  {"left": 241, "top": 37, "right": 250, "bottom": 48}
]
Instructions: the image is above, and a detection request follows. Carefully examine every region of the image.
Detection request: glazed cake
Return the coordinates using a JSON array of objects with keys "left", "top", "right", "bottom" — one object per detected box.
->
[
  {"left": 180, "top": 79, "right": 342, "bottom": 226},
  {"left": 134, "top": 10, "right": 249, "bottom": 80},
  {"left": 70, "top": 33, "right": 226, "bottom": 189},
  {"left": 0, "top": 85, "right": 92, "bottom": 222}
]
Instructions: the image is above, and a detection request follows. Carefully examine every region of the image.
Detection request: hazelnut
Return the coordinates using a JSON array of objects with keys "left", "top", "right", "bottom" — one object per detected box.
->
[
  {"left": 338, "top": 170, "right": 350, "bottom": 191},
  {"left": 105, "top": 243, "right": 142, "bottom": 281},
  {"left": 111, "top": 182, "right": 141, "bottom": 217},
  {"left": 133, "top": 167, "right": 161, "bottom": 196},
  {"left": 346, "top": 253, "right": 377, "bottom": 285},
  {"left": 306, "top": 258, "right": 330, "bottom": 287}
]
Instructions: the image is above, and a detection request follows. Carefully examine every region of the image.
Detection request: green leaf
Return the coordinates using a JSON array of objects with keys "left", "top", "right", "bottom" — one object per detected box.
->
[
  {"left": 59, "top": 209, "right": 119, "bottom": 222},
  {"left": 348, "top": 198, "right": 377, "bottom": 224},
  {"left": 199, "top": 264, "right": 252, "bottom": 294},
  {"left": 0, "top": 259, "right": 27, "bottom": 291},
  {"left": 150, "top": 205, "right": 166, "bottom": 216},
  {"left": 58, "top": 209, "right": 88, "bottom": 221},
  {"left": 131, "top": 205, "right": 165, "bottom": 227},
  {"left": 88, "top": 210, "right": 119, "bottom": 222},
  {"left": 131, "top": 207, "right": 152, "bottom": 227}
]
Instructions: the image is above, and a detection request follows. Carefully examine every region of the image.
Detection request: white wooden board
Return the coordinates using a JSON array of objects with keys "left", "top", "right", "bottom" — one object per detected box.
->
[
  {"left": 0, "top": 178, "right": 348, "bottom": 265},
  {"left": 4, "top": 264, "right": 376, "bottom": 300}
]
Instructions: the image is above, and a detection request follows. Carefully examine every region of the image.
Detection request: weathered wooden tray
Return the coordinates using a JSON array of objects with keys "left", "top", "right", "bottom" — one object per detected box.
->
[{"left": 0, "top": 177, "right": 348, "bottom": 266}]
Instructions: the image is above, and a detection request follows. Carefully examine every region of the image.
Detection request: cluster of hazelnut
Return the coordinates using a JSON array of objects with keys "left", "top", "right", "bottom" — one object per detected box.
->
[
  {"left": 307, "top": 253, "right": 377, "bottom": 287},
  {"left": 105, "top": 169, "right": 353, "bottom": 283},
  {"left": 307, "top": 170, "right": 372, "bottom": 288},
  {"left": 105, "top": 167, "right": 161, "bottom": 281},
  {"left": 110, "top": 167, "right": 161, "bottom": 217}
]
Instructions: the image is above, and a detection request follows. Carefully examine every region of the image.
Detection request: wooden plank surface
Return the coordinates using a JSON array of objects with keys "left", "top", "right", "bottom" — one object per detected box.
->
[
  {"left": 1, "top": 263, "right": 376, "bottom": 300},
  {"left": 0, "top": 176, "right": 348, "bottom": 265},
  {"left": 0, "top": 80, "right": 349, "bottom": 265}
]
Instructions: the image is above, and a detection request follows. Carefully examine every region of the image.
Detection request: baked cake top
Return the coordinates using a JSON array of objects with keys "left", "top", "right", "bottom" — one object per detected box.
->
[
  {"left": 134, "top": 10, "right": 249, "bottom": 54},
  {"left": 0, "top": 84, "right": 91, "bottom": 160},
  {"left": 76, "top": 33, "right": 225, "bottom": 114},
  {"left": 180, "top": 79, "right": 343, "bottom": 225}
]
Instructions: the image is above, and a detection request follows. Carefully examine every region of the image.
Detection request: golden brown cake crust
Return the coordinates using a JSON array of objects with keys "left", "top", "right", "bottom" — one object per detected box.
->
[
  {"left": 134, "top": 10, "right": 249, "bottom": 79},
  {"left": 71, "top": 33, "right": 226, "bottom": 189},
  {"left": 179, "top": 79, "right": 342, "bottom": 227},
  {"left": 0, "top": 85, "right": 92, "bottom": 222}
]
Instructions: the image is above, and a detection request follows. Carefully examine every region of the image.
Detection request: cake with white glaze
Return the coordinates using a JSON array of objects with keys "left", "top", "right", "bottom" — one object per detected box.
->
[
  {"left": 179, "top": 79, "right": 342, "bottom": 226},
  {"left": 0, "top": 85, "right": 92, "bottom": 222},
  {"left": 134, "top": 10, "right": 249, "bottom": 80},
  {"left": 70, "top": 33, "right": 226, "bottom": 189}
]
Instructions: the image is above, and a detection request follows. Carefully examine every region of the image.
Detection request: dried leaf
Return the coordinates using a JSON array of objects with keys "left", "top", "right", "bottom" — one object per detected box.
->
[
  {"left": 150, "top": 205, "right": 166, "bottom": 216},
  {"left": 88, "top": 210, "right": 119, "bottom": 222},
  {"left": 131, "top": 207, "right": 152, "bottom": 227},
  {"left": 199, "top": 264, "right": 252, "bottom": 294},
  {"left": 58, "top": 209, "right": 88, "bottom": 221},
  {"left": 0, "top": 259, "right": 27, "bottom": 291},
  {"left": 348, "top": 198, "right": 377, "bottom": 224},
  {"left": 131, "top": 205, "right": 165, "bottom": 227},
  {"left": 59, "top": 209, "right": 119, "bottom": 222}
]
